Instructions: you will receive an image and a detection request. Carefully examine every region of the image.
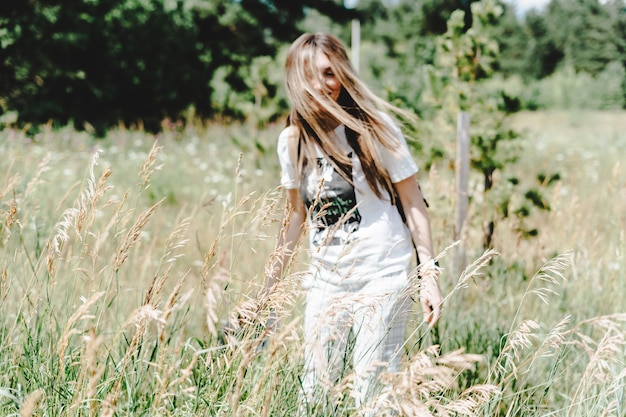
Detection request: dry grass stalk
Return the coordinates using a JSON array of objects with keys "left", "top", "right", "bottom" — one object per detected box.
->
[
  {"left": 108, "top": 225, "right": 187, "bottom": 407},
  {"left": 497, "top": 319, "right": 541, "bottom": 380},
  {"left": 496, "top": 314, "right": 573, "bottom": 388},
  {"left": 90, "top": 191, "right": 128, "bottom": 265},
  {"left": 526, "top": 251, "right": 571, "bottom": 305},
  {"left": 495, "top": 315, "right": 573, "bottom": 394},
  {"left": 542, "top": 315, "right": 572, "bottom": 353},
  {"left": 160, "top": 214, "right": 192, "bottom": 264},
  {"left": 405, "top": 245, "right": 497, "bottom": 313},
  {"left": 151, "top": 274, "right": 195, "bottom": 412},
  {"left": 2, "top": 197, "right": 19, "bottom": 243},
  {"left": 106, "top": 304, "right": 164, "bottom": 410},
  {"left": 1, "top": 264, "right": 7, "bottom": 303},
  {"left": 242, "top": 311, "right": 300, "bottom": 414},
  {"left": 259, "top": 371, "right": 277, "bottom": 417},
  {"left": 255, "top": 187, "right": 282, "bottom": 227},
  {"left": 19, "top": 389, "right": 44, "bottom": 417},
  {"left": 168, "top": 354, "right": 198, "bottom": 390},
  {"left": 142, "top": 264, "right": 172, "bottom": 309},
  {"left": 205, "top": 263, "right": 229, "bottom": 338},
  {"left": 113, "top": 197, "right": 165, "bottom": 271},
  {"left": 199, "top": 236, "right": 218, "bottom": 292},
  {"left": 443, "top": 384, "right": 502, "bottom": 416},
  {"left": 262, "top": 202, "right": 307, "bottom": 305},
  {"left": 234, "top": 299, "right": 302, "bottom": 415},
  {"left": 224, "top": 297, "right": 263, "bottom": 345},
  {"left": 84, "top": 329, "right": 106, "bottom": 416},
  {"left": 448, "top": 247, "right": 499, "bottom": 294},
  {"left": 569, "top": 314, "right": 626, "bottom": 406},
  {"left": 23, "top": 153, "right": 51, "bottom": 198},
  {"left": 0, "top": 171, "right": 20, "bottom": 245},
  {"left": 47, "top": 202, "right": 74, "bottom": 275},
  {"left": 202, "top": 185, "right": 282, "bottom": 334},
  {"left": 401, "top": 247, "right": 499, "bottom": 353},
  {"left": 375, "top": 346, "right": 492, "bottom": 416},
  {"left": 152, "top": 352, "right": 198, "bottom": 414},
  {"left": 224, "top": 322, "right": 260, "bottom": 416},
  {"left": 486, "top": 253, "right": 572, "bottom": 381},
  {"left": 138, "top": 140, "right": 164, "bottom": 189},
  {"left": 0, "top": 172, "right": 20, "bottom": 202},
  {"left": 223, "top": 283, "right": 297, "bottom": 414},
  {"left": 56, "top": 291, "right": 105, "bottom": 375},
  {"left": 159, "top": 273, "right": 191, "bottom": 343},
  {"left": 71, "top": 150, "right": 110, "bottom": 234},
  {"left": 5, "top": 193, "right": 17, "bottom": 225},
  {"left": 69, "top": 327, "right": 105, "bottom": 415},
  {"left": 100, "top": 392, "right": 117, "bottom": 417},
  {"left": 46, "top": 151, "right": 112, "bottom": 275},
  {"left": 81, "top": 166, "right": 112, "bottom": 232}
]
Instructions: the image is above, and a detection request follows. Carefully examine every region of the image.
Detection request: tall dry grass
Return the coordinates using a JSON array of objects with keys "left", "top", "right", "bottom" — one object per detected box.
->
[{"left": 0, "top": 111, "right": 624, "bottom": 416}]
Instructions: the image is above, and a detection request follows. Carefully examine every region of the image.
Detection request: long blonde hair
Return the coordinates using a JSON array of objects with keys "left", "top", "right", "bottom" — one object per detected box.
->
[{"left": 284, "top": 32, "right": 415, "bottom": 199}]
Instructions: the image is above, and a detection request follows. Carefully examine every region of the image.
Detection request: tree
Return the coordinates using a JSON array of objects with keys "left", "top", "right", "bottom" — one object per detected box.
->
[
  {"left": 523, "top": 10, "right": 564, "bottom": 79},
  {"left": 350, "top": 0, "right": 484, "bottom": 119},
  {"left": 490, "top": 2, "right": 531, "bottom": 78},
  {"left": 420, "top": 0, "right": 476, "bottom": 35},
  {"left": 0, "top": 0, "right": 352, "bottom": 132},
  {"left": 434, "top": 0, "right": 557, "bottom": 248},
  {"left": 543, "top": 0, "right": 619, "bottom": 75},
  {"left": 606, "top": 0, "right": 626, "bottom": 106}
]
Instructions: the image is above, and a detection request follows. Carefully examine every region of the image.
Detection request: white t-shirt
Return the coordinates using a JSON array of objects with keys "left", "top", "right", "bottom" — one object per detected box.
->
[{"left": 277, "top": 117, "right": 419, "bottom": 286}]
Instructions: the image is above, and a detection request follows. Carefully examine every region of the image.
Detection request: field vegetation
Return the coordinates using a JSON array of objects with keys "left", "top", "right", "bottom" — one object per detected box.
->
[
  {"left": 2, "top": 0, "right": 625, "bottom": 415},
  {"left": 0, "top": 109, "right": 624, "bottom": 416}
]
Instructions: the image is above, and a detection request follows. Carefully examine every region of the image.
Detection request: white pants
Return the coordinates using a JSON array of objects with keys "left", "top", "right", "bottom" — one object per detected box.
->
[{"left": 301, "top": 271, "right": 410, "bottom": 411}]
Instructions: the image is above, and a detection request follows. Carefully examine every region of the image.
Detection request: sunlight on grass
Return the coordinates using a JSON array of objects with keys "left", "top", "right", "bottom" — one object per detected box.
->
[{"left": 0, "top": 112, "right": 624, "bottom": 415}]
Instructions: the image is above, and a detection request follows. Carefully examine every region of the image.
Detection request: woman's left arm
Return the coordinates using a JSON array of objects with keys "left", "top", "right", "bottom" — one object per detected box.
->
[{"left": 394, "top": 175, "right": 443, "bottom": 328}]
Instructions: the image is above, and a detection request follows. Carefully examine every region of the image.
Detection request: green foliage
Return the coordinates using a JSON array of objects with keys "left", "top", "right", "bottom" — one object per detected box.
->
[
  {"left": 0, "top": 0, "right": 351, "bottom": 133},
  {"left": 533, "top": 63, "right": 626, "bottom": 110},
  {"left": 352, "top": 0, "right": 440, "bottom": 118},
  {"left": 211, "top": 51, "right": 289, "bottom": 127},
  {"left": 438, "top": 1, "right": 501, "bottom": 84},
  {"left": 491, "top": 2, "right": 533, "bottom": 77},
  {"left": 2, "top": 0, "right": 626, "bottom": 133},
  {"left": 431, "top": 0, "right": 560, "bottom": 248},
  {"left": 418, "top": 0, "right": 476, "bottom": 35},
  {"left": 355, "top": 0, "right": 626, "bottom": 115},
  {"left": 482, "top": 61, "right": 626, "bottom": 111},
  {"left": 495, "top": 0, "right": 626, "bottom": 84},
  {"left": 522, "top": 9, "right": 566, "bottom": 79},
  {"left": 544, "top": 0, "right": 619, "bottom": 76}
]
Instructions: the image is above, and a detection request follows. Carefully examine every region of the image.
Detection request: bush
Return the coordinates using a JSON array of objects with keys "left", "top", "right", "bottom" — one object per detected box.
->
[
  {"left": 484, "top": 63, "right": 626, "bottom": 111},
  {"left": 0, "top": 0, "right": 350, "bottom": 133}
]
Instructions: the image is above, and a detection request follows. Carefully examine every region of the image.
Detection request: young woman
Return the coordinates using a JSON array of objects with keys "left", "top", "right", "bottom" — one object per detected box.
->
[{"left": 263, "top": 32, "right": 443, "bottom": 409}]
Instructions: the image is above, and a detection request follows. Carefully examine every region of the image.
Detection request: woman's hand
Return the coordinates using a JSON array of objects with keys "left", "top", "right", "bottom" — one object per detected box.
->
[{"left": 419, "top": 270, "right": 443, "bottom": 328}]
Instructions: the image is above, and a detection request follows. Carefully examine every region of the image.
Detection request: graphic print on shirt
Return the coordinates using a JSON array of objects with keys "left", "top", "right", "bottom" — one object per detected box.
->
[{"left": 301, "top": 154, "right": 361, "bottom": 247}]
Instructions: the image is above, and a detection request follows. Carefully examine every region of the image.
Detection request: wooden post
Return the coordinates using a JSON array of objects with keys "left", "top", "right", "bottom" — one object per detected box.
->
[
  {"left": 344, "top": 0, "right": 360, "bottom": 74},
  {"left": 351, "top": 18, "right": 360, "bottom": 73},
  {"left": 455, "top": 112, "right": 470, "bottom": 274}
]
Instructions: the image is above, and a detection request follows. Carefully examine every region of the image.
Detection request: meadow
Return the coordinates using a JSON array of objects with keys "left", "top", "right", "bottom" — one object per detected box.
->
[{"left": 0, "top": 110, "right": 624, "bottom": 416}]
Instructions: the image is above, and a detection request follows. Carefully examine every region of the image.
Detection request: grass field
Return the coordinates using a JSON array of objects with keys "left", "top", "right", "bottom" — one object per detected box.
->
[{"left": 0, "top": 110, "right": 624, "bottom": 416}]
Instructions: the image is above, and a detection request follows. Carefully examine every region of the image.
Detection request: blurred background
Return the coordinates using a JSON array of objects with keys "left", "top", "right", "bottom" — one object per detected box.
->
[{"left": 1, "top": 0, "right": 624, "bottom": 134}]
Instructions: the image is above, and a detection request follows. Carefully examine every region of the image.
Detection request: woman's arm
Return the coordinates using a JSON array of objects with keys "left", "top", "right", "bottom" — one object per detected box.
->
[
  {"left": 262, "top": 188, "right": 307, "bottom": 298},
  {"left": 394, "top": 175, "right": 443, "bottom": 328}
]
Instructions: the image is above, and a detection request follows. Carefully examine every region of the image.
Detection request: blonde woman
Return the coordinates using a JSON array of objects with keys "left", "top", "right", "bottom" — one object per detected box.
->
[{"left": 263, "top": 32, "right": 443, "bottom": 410}]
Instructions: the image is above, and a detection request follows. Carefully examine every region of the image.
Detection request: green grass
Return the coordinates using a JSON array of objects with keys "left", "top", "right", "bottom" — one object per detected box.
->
[{"left": 0, "top": 111, "right": 624, "bottom": 416}]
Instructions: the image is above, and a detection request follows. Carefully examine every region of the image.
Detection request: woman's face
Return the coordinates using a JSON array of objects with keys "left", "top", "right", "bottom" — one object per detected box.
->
[{"left": 313, "top": 51, "right": 341, "bottom": 103}]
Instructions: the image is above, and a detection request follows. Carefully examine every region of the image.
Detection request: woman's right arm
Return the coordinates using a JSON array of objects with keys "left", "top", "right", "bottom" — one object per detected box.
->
[{"left": 262, "top": 188, "right": 307, "bottom": 297}]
